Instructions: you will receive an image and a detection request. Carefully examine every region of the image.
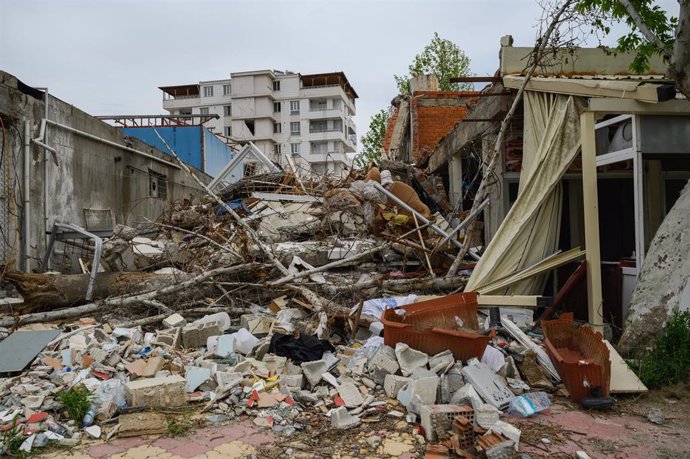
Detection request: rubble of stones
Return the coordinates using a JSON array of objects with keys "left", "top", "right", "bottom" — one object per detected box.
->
[{"left": 0, "top": 169, "right": 587, "bottom": 458}]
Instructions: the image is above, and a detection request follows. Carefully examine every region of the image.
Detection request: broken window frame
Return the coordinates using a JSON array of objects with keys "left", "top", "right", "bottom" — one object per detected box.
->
[
  {"left": 243, "top": 162, "right": 257, "bottom": 177},
  {"left": 245, "top": 119, "right": 255, "bottom": 136},
  {"left": 148, "top": 169, "right": 168, "bottom": 200}
]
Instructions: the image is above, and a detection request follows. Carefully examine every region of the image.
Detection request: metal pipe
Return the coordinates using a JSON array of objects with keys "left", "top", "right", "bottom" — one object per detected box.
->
[
  {"left": 44, "top": 119, "right": 181, "bottom": 169},
  {"left": 32, "top": 88, "right": 50, "bottom": 250},
  {"left": 42, "top": 222, "right": 102, "bottom": 300},
  {"left": 22, "top": 120, "right": 31, "bottom": 272}
]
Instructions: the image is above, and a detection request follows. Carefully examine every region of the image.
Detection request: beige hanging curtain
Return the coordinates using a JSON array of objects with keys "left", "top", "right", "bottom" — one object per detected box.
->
[{"left": 465, "top": 91, "right": 585, "bottom": 295}]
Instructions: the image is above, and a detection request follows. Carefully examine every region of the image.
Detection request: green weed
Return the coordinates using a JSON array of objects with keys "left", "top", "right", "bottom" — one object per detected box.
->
[
  {"left": 636, "top": 311, "right": 690, "bottom": 389},
  {"left": 56, "top": 386, "right": 92, "bottom": 423}
]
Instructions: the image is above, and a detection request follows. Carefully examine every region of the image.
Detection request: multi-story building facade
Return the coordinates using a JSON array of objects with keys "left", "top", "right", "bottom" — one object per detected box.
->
[{"left": 160, "top": 70, "right": 358, "bottom": 176}]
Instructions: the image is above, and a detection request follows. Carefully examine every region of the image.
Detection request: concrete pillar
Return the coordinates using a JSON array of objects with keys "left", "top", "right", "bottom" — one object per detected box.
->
[{"left": 449, "top": 151, "right": 463, "bottom": 209}]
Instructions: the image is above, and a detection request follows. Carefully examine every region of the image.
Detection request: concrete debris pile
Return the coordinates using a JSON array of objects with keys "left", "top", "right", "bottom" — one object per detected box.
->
[{"left": 0, "top": 168, "right": 632, "bottom": 457}]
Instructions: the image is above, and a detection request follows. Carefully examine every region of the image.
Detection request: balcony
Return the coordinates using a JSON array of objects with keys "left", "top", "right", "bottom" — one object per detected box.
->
[
  {"left": 309, "top": 126, "right": 343, "bottom": 134},
  {"left": 162, "top": 96, "right": 200, "bottom": 111}
]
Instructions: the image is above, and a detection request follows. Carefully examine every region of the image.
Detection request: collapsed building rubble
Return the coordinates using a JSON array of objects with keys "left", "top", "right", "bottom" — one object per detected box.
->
[{"left": 0, "top": 166, "right": 650, "bottom": 458}]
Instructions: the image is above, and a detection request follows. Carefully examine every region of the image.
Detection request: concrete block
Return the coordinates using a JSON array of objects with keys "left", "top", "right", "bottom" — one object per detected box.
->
[
  {"left": 395, "top": 343, "right": 429, "bottom": 376},
  {"left": 330, "top": 406, "right": 361, "bottom": 430},
  {"left": 384, "top": 375, "right": 411, "bottom": 398},
  {"left": 337, "top": 383, "right": 364, "bottom": 408},
  {"left": 367, "top": 345, "right": 399, "bottom": 384},
  {"left": 215, "top": 371, "right": 244, "bottom": 392},
  {"left": 397, "top": 376, "right": 439, "bottom": 415},
  {"left": 182, "top": 322, "right": 222, "bottom": 349},
  {"left": 125, "top": 375, "right": 186, "bottom": 408},
  {"left": 185, "top": 366, "right": 212, "bottom": 392},
  {"left": 163, "top": 313, "right": 186, "bottom": 329},
  {"left": 240, "top": 314, "right": 275, "bottom": 336},
  {"left": 301, "top": 359, "right": 327, "bottom": 387},
  {"left": 155, "top": 328, "right": 180, "bottom": 349},
  {"left": 280, "top": 373, "right": 304, "bottom": 389}
]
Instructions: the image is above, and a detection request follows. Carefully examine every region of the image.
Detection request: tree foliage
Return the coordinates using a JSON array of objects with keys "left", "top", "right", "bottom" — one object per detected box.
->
[
  {"left": 353, "top": 109, "right": 389, "bottom": 170},
  {"left": 574, "top": 0, "right": 689, "bottom": 98},
  {"left": 394, "top": 32, "right": 473, "bottom": 94}
]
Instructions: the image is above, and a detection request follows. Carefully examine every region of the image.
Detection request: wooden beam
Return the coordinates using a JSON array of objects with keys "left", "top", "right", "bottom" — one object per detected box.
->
[
  {"left": 477, "top": 294, "right": 549, "bottom": 308},
  {"left": 580, "top": 111, "right": 604, "bottom": 329},
  {"left": 450, "top": 77, "right": 503, "bottom": 83}
]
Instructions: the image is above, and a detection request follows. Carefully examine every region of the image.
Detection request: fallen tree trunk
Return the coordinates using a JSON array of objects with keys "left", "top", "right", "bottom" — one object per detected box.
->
[
  {"left": 325, "top": 275, "right": 468, "bottom": 295},
  {"left": 4, "top": 271, "right": 184, "bottom": 312}
]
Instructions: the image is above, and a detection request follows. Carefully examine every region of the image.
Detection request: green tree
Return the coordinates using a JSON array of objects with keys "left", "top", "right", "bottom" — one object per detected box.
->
[
  {"left": 575, "top": 0, "right": 689, "bottom": 98},
  {"left": 353, "top": 109, "right": 389, "bottom": 170},
  {"left": 394, "top": 32, "right": 473, "bottom": 94}
]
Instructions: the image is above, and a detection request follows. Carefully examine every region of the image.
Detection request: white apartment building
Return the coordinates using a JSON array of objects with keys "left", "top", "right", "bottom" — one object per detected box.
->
[{"left": 160, "top": 70, "right": 358, "bottom": 176}]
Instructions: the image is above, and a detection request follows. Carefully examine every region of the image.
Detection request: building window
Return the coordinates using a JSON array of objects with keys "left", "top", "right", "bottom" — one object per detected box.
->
[
  {"left": 149, "top": 170, "right": 168, "bottom": 200},
  {"left": 243, "top": 163, "right": 257, "bottom": 177},
  {"left": 273, "top": 122, "right": 282, "bottom": 134},
  {"left": 273, "top": 101, "right": 281, "bottom": 113},
  {"left": 274, "top": 143, "right": 282, "bottom": 155},
  {"left": 223, "top": 84, "right": 231, "bottom": 95},
  {"left": 290, "top": 100, "right": 300, "bottom": 114},
  {"left": 225, "top": 126, "right": 232, "bottom": 137},
  {"left": 224, "top": 105, "right": 232, "bottom": 116},
  {"left": 273, "top": 80, "right": 281, "bottom": 91},
  {"left": 245, "top": 119, "right": 255, "bottom": 135},
  {"left": 200, "top": 107, "right": 209, "bottom": 115},
  {"left": 290, "top": 122, "right": 300, "bottom": 135},
  {"left": 291, "top": 143, "right": 300, "bottom": 155},
  {"left": 203, "top": 86, "right": 214, "bottom": 97}
]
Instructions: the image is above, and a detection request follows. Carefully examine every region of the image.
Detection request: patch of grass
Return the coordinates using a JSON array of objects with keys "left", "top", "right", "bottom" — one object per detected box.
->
[
  {"left": 636, "top": 311, "right": 690, "bottom": 389},
  {"left": 166, "top": 414, "right": 194, "bottom": 438},
  {"left": 1, "top": 415, "right": 30, "bottom": 457},
  {"left": 57, "top": 386, "right": 92, "bottom": 423}
]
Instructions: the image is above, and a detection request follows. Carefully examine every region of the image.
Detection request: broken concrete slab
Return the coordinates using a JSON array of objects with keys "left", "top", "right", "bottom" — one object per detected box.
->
[
  {"left": 163, "top": 313, "right": 187, "bottom": 329},
  {"left": 395, "top": 342, "right": 429, "bottom": 376},
  {"left": 185, "top": 366, "right": 212, "bottom": 392},
  {"left": 125, "top": 375, "right": 186, "bottom": 408},
  {"left": 301, "top": 360, "right": 327, "bottom": 387},
  {"left": 118, "top": 412, "right": 167, "bottom": 437},
  {"left": 330, "top": 406, "right": 361, "bottom": 429},
  {"left": 384, "top": 374, "right": 411, "bottom": 398},
  {"left": 337, "top": 383, "right": 365, "bottom": 408},
  {"left": 397, "top": 375, "right": 439, "bottom": 414}
]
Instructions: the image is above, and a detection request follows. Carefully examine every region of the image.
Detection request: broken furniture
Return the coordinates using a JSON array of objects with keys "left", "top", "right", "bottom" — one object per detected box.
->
[
  {"left": 380, "top": 292, "right": 489, "bottom": 361},
  {"left": 542, "top": 313, "right": 611, "bottom": 403}
]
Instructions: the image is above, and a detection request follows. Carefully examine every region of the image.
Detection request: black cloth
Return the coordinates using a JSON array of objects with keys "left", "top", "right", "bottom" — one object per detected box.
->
[{"left": 268, "top": 333, "right": 335, "bottom": 364}]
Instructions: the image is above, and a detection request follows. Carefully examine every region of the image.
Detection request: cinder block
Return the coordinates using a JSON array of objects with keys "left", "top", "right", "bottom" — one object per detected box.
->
[
  {"left": 125, "top": 375, "right": 186, "bottom": 408},
  {"left": 156, "top": 327, "right": 180, "bottom": 349},
  {"left": 384, "top": 374, "right": 411, "bottom": 398},
  {"left": 163, "top": 313, "right": 186, "bottom": 329},
  {"left": 182, "top": 322, "right": 222, "bottom": 349}
]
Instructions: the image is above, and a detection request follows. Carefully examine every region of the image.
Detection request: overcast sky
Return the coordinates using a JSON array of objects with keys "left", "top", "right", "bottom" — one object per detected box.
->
[{"left": 0, "top": 0, "right": 679, "bottom": 150}]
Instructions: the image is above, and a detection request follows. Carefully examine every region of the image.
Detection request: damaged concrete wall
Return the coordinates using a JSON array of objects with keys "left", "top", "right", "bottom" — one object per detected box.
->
[
  {"left": 0, "top": 71, "right": 208, "bottom": 271},
  {"left": 618, "top": 180, "right": 690, "bottom": 353}
]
